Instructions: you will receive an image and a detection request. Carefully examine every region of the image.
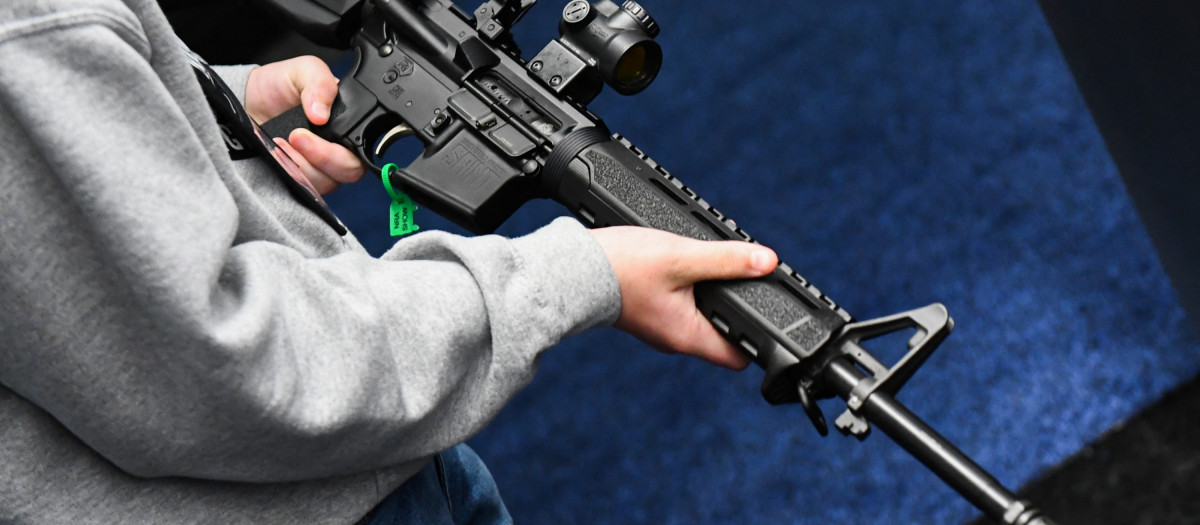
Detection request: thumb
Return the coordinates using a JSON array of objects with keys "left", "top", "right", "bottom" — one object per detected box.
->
[
  {"left": 672, "top": 239, "right": 778, "bottom": 284},
  {"left": 289, "top": 57, "right": 338, "bottom": 126}
]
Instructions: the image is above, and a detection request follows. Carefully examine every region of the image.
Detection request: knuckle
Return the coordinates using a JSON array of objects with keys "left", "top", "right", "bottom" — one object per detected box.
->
[
  {"left": 670, "top": 329, "right": 696, "bottom": 350},
  {"left": 310, "top": 146, "right": 336, "bottom": 166},
  {"left": 294, "top": 55, "right": 326, "bottom": 72}
]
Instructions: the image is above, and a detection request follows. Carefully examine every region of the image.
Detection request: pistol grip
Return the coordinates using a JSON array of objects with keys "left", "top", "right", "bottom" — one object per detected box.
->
[{"left": 259, "top": 77, "right": 380, "bottom": 166}]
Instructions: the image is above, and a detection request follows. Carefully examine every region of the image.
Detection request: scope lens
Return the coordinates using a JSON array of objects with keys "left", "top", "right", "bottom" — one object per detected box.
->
[{"left": 614, "top": 43, "right": 653, "bottom": 88}]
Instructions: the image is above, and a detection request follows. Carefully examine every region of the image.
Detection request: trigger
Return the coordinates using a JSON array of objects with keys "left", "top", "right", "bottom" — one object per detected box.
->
[{"left": 374, "top": 123, "right": 415, "bottom": 158}]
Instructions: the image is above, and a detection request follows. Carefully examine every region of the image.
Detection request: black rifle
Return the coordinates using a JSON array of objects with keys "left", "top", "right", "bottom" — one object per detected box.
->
[{"left": 255, "top": 0, "right": 1056, "bottom": 522}]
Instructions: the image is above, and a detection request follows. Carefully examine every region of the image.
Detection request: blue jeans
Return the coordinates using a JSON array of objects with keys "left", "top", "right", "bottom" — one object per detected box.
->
[{"left": 358, "top": 445, "right": 513, "bottom": 525}]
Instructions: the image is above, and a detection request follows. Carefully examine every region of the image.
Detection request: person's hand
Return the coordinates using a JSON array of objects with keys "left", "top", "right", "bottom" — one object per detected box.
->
[
  {"left": 244, "top": 56, "right": 364, "bottom": 194},
  {"left": 589, "top": 226, "right": 779, "bottom": 370}
]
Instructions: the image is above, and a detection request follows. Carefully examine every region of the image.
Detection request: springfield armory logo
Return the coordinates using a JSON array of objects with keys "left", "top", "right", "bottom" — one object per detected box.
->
[
  {"left": 395, "top": 56, "right": 415, "bottom": 76},
  {"left": 386, "top": 56, "right": 415, "bottom": 100},
  {"left": 443, "top": 141, "right": 500, "bottom": 190}
]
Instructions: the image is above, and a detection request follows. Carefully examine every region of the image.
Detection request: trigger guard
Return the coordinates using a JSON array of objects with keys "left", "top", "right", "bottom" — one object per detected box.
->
[{"left": 350, "top": 105, "right": 414, "bottom": 173}]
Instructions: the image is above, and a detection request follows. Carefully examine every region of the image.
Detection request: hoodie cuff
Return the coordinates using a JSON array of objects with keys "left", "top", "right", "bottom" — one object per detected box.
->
[
  {"left": 510, "top": 217, "right": 622, "bottom": 337},
  {"left": 210, "top": 64, "right": 257, "bottom": 104}
]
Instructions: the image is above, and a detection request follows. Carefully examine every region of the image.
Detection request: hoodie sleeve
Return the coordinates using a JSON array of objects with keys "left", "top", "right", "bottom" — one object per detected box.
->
[{"left": 0, "top": 1, "right": 620, "bottom": 483}]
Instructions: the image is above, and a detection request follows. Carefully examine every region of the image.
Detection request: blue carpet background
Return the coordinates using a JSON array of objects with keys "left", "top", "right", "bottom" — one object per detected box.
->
[{"left": 325, "top": 1, "right": 1200, "bottom": 523}]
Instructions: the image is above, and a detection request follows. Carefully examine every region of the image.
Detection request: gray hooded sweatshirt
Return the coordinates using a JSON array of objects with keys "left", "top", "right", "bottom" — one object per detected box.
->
[{"left": 0, "top": 0, "right": 621, "bottom": 523}]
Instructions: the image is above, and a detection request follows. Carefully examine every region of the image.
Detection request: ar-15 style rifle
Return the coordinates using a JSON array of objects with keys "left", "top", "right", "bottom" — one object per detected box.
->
[{"left": 255, "top": 0, "right": 1056, "bottom": 522}]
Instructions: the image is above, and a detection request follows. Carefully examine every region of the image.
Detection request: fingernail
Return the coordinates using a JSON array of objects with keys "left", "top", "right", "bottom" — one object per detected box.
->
[
  {"left": 290, "top": 130, "right": 310, "bottom": 149},
  {"left": 311, "top": 102, "right": 330, "bottom": 120},
  {"left": 751, "top": 249, "right": 775, "bottom": 272}
]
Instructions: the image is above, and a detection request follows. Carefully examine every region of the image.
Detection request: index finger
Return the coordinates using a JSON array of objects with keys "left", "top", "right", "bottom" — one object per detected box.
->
[{"left": 670, "top": 239, "right": 779, "bottom": 284}]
